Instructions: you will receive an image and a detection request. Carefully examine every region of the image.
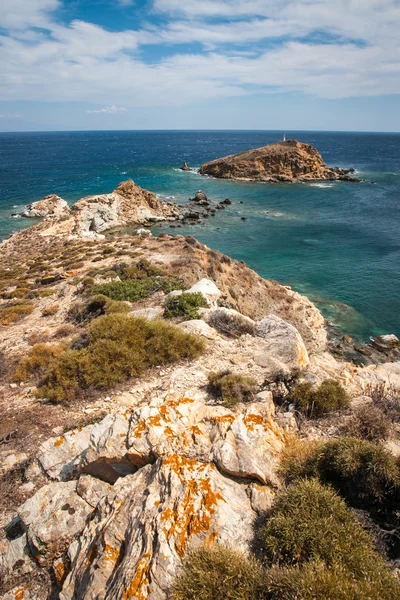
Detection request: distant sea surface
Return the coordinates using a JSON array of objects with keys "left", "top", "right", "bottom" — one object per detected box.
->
[{"left": 1, "top": 130, "right": 399, "bottom": 341}]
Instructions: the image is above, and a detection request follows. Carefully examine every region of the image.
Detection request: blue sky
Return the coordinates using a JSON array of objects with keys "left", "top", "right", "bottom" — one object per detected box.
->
[{"left": 0, "top": 0, "right": 399, "bottom": 131}]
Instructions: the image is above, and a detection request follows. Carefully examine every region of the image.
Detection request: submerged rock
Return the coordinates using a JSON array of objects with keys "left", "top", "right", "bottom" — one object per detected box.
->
[{"left": 200, "top": 139, "right": 361, "bottom": 183}]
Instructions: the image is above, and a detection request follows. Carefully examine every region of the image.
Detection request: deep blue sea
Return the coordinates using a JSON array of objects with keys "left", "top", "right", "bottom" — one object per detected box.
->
[{"left": 1, "top": 130, "right": 399, "bottom": 341}]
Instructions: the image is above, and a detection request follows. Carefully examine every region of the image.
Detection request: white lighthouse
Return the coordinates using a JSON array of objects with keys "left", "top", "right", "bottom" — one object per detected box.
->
[{"left": 283, "top": 132, "right": 286, "bottom": 142}]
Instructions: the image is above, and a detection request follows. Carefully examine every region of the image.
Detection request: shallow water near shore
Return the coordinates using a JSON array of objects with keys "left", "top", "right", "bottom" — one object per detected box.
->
[{"left": 1, "top": 130, "right": 399, "bottom": 341}]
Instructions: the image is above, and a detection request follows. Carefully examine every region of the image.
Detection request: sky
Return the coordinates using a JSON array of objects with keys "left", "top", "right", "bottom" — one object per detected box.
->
[{"left": 0, "top": 0, "right": 399, "bottom": 131}]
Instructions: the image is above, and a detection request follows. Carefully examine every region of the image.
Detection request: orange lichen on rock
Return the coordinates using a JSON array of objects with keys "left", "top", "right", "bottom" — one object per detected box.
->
[
  {"left": 122, "top": 553, "right": 151, "bottom": 600},
  {"left": 54, "top": 436, "right": 64, "bottom": 447},
  {"left": 160, "top": 455, "right": 225, "bottom": 557}
]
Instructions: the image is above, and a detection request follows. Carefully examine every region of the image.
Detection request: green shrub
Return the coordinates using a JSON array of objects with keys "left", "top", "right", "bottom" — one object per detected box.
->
[
  {"left": 306, "top": 437, "right": 400, "bottom": 509},
  {"left": 345, "top": 404, "right": 391, "bottom": 442},
  {"left": 208, "top": 370, "right": 258, "bottom": 407},
  {"left": 164, "top": 292, "right": 208, "bottom": 320},
  {"left": 263, "top": 559, "right": 400, "bottom": 600},
  {"left": 36, "top": 314, "right": 205, "bottom": 402},
  {"left": 171, "top": 545, "right": 264, "bottom": 600},
  {"left": 288, "top": 379, "right": 349, "bottom": 418},
  {"left": 261, "top": 479, "right": 383, "bottom": 576},
  {"left": 91, "top": 276, "right": 184, "bottom": 302}
]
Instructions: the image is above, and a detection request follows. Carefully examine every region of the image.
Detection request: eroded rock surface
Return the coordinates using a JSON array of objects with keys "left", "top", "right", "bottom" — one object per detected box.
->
[{"left": 60, "top": 456, "right": 257, "bottom": 600}]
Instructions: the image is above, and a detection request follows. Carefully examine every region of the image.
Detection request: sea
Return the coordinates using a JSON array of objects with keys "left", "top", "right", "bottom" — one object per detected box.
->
[{"left": 0, "top": 130, "right": 399, "bottom": 342}]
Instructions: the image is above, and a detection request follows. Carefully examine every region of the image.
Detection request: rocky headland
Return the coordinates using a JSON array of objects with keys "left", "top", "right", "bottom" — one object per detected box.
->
[
  {"left": 199, "top": 138, "right": 361, "bottom": 183},
  {"left": 0, "top": 181, "right": 399, "bottom": 600}
]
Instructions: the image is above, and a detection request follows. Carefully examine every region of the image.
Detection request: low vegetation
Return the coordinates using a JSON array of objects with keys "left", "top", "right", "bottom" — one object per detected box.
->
[
  {"left": 287, "top": 379, "right": 349, "bottom": 418},
  {"left": 208, "top": 309, "right": 255, "bottom": 338},
  {"left": 70, "top": 294, "right": 130, "bottom": 323},
  {"left": 171, "top": 480, "right": 400, "bottom": 600},
  {"left": 17, "top": 314, "right": 205, "bottom": 402},
  {"left": 90, "top": 277, "right": 184, "bottom": 302},
  {"left": 208, "top": 370, "right": 258, "bottom": 407},
  {"left": 281, "top": 436, "right": 400, "bottom": 510},
  {"left": 366, "top": 382, "right": 400, "bottom": 423},
  {"left": 344, "top": 404, "right": 392, "bottom": 442},
  {"left": 261, "top": 479, "right": 382, "bottom": 574},
  {"left": 164, "top": 292, "right": 208, "bottom": 320},
  {"left": 0, "top": 302, "right": 35, "bottom": 326},
  {"left": 171, "top": 546, "right": 264, "bottom": 600}
]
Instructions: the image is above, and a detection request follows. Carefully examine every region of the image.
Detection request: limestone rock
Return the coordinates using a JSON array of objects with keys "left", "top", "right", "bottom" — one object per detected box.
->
[
  {"left": 178, "top": 319, "right": 219, "bottom": 339},
  {"left": 212, "top": 403, "right": 283, "bottom": 485},
  {"left": 255, "top": 315, "right": 309, "bottom": 368},
  {"left": 130, "top": 307, "right": 164, "bottom": 320},
  {"left": 248, "top": 483, "right": 276, "bottom": 513},
  {"left": 0, "top": 533, "right": 34, "bottom": 581},
  {"left": 21, "top": 195, "right": 70, "bottom": 219},
  {"left": 60, "top": 456, "right": 257, "bottom": 600},
  {"left": 82, "top": 413, "right": 134, "bottom": 484},
  {"left": 0, "top": 586, "right": 37, "bottom": 600},
  {"left": 127, "top": 397, "right": 284, "bottom": 486},
  {"left": 36, "top": 425, "right": 93, "bottom": 481},
  {"left": 186, "top": 278, "right": 222, "bottom": 306},
  {"left": 200, "top": 139, "right": 360, "bottom": 183},
  {"left": 17, "top": 481, "right": 92, "bottom": 565},
  {"left": 76, "top": 474, "right": 113, "bottom": 508}
]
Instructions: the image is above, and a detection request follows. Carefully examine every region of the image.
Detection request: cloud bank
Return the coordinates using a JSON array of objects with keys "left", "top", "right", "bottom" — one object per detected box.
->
[{"left": 0, "top": 0, "right": 399, "bottom": 108}]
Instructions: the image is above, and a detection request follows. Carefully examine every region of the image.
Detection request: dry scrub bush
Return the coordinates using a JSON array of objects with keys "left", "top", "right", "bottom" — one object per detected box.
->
[
  {"left": 164, "top": 292, "right": 207, "bottom": 320},
  {"left": 263, "top": 559, "right": 400, "bottom": 600},
  {"left": 0, "top": 302, "right": 35, "bottom": 326},
  {"left": 261, "top": 479, "right": 383, "bottom": 575},
  {"left": 282, "top": 437, "right": 400, "bottom": 510},
  {"left": 208, "top": 370, "right": 258, "bottom": 407},
  {"left": 34, "top": 314, "right": 205, "bottom": 402},
  {"left": 208, "top": 309, "right": 254, "bottom": 338},
  {"left": 171, "top": 545, "right": 264, "bottom": 600},
  {"left": 41, "top": 304, "right": 59, "bottom": 317},
  {"left": 15, "top": 343, "right": 65, "bottom": 382},
  {"left": 366, "top": 382, "right": 400, "bottom": 423},
  {"left": 71, "top": 294, "right": 130, "bottom": 324},
  {"left": 345, "top": 404, "right": 391, "bottom": 442},
  {"left": 288, "top": 379, "right": 349, "bottom": 418},
  {"left": 279, "top": 435, "right": 320, "bottom": 481},
  {"left": 53, "top": 324, "right": 77, "bottom": 339}
]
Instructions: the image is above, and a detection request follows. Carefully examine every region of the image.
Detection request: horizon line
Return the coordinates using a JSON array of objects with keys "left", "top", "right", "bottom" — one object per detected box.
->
[{"left": 1, "top": 128, "right": 400, "bottom": 135}]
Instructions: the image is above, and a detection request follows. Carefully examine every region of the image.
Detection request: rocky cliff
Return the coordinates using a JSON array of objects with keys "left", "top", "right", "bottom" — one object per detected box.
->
[
  {"left": 21, "top": 179, "right": 179, "bottom": 238},
  {"left": 0, "top": 182, "right": 399, "bottom": 600},
  {"left": 199, "top": 139, "right": 360, "bottom": 183}
]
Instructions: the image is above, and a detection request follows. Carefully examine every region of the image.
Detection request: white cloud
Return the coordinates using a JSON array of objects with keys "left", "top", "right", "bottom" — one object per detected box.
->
[
  {"left": 0, "top": 0, "right": 59, "bottom": 30},
  {"left": 0, "top": 0, "right": 399, "bottom": 107},
  {"left": 87, "top": 105, "right": 128, "bottom": 114}
]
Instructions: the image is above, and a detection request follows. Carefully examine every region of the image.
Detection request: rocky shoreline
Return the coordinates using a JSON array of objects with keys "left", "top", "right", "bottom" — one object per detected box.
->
[
  {"left": 199, "top": 138, "right": 362, "bottom": 183},
  {"left": 1, "top": 180, "right": 399, "bottom": 600}
]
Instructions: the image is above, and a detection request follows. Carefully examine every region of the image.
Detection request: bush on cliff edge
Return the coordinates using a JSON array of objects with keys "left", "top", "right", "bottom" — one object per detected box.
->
[{"left": 17, "top": 314, "right": 205, "bottom": 402}]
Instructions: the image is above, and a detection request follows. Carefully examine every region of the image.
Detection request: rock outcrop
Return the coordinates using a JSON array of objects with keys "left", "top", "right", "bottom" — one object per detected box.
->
[
  {"left": 199, "top": 139, "right": 360, "bottom": 183},
  {"left": 21, "top": 194, "right": 70, "bottom": 219},
  {"left": 22, "top": 180, "right": 180, "bottom": 238}
]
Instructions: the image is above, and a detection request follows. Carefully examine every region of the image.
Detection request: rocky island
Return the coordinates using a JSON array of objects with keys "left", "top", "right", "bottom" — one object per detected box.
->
[
  {"left": 0, "top": 181, "right": 399, "bottom": 600},
  {"left": 199, "top": 138, "right": 360, "bottom": 183}
]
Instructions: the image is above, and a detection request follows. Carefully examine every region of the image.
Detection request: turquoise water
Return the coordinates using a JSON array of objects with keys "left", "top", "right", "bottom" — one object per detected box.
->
[{"left": 0, "top": 130, "right": 399, "bottom": 341}]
